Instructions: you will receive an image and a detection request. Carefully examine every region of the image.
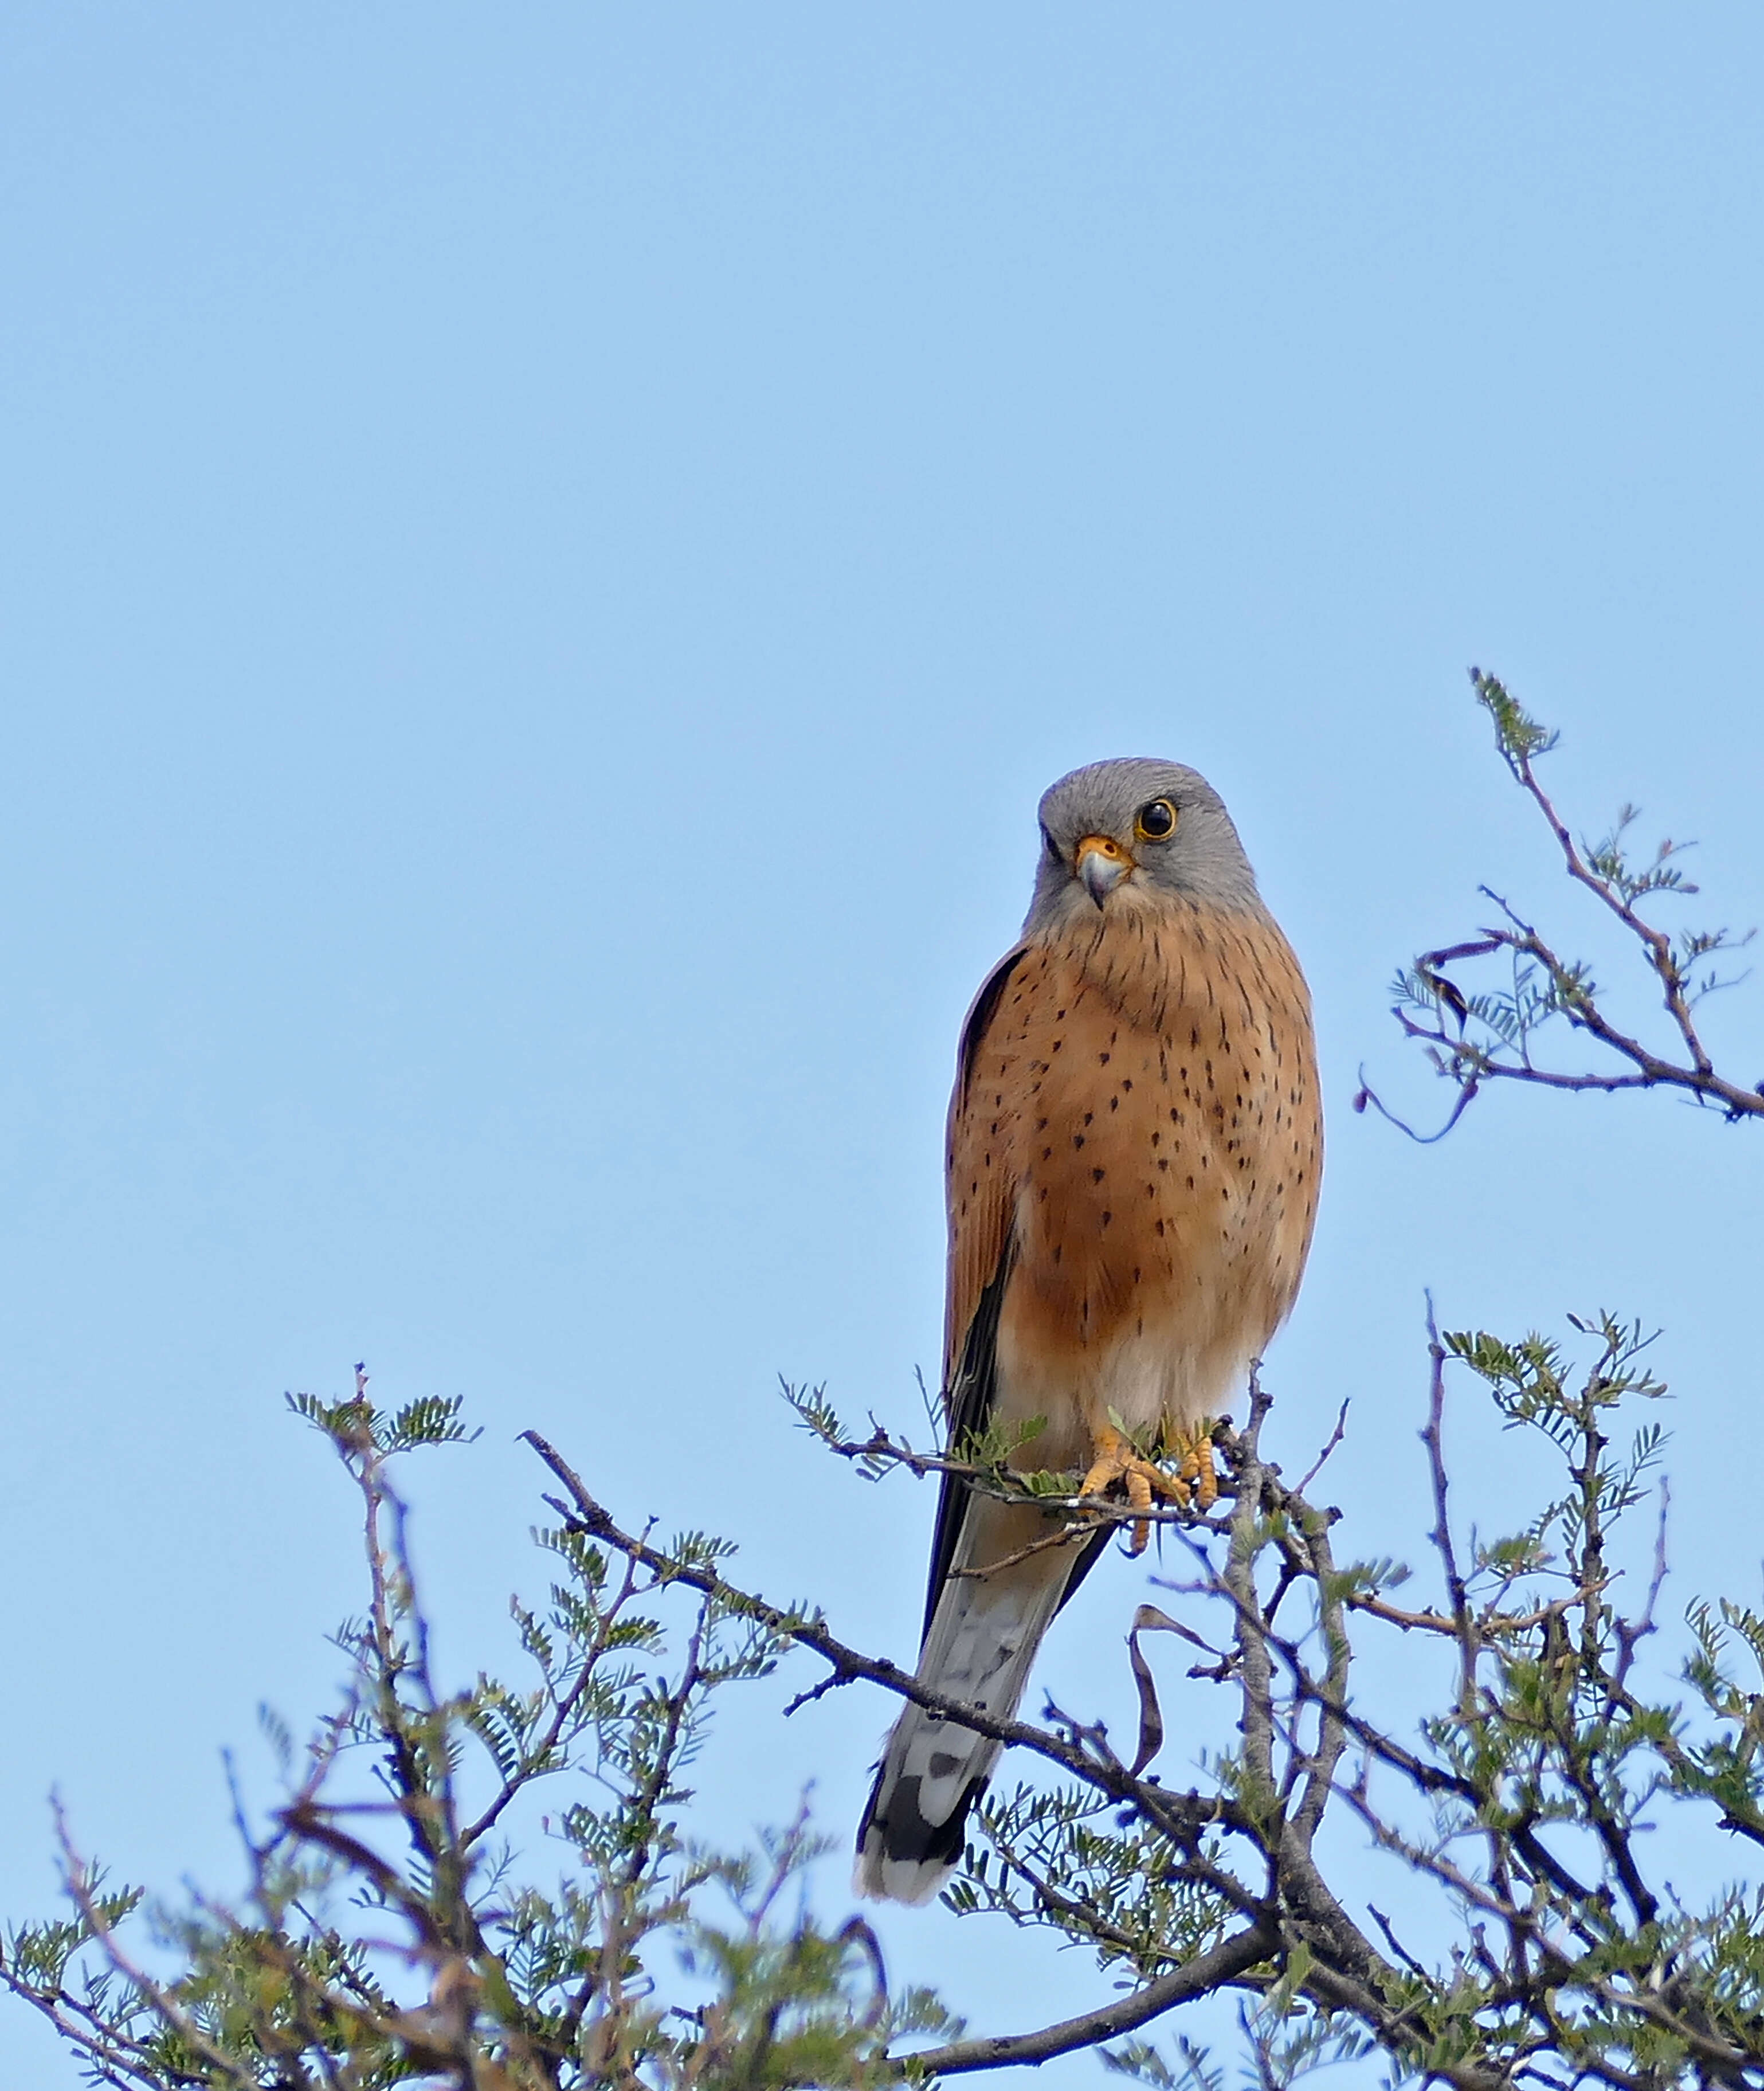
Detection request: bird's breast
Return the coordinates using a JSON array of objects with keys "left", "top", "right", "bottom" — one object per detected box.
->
[{"left": 951, "top": 902, "right": 1321, "bottom": 1451}]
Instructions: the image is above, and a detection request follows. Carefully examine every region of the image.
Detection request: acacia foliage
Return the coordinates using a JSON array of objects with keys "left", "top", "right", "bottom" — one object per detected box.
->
[
  {"left": 2, "top": 1385, "right": 952, "bottom": 2090},
  {"left": 5, "top": 676, "right": 1763, "bottom": 2090}
]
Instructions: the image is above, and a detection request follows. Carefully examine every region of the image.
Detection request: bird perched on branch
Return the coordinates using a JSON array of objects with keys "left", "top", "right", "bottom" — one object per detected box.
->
[{"left": 856, "top": 757, "right": 1322, "bottom": 1905}]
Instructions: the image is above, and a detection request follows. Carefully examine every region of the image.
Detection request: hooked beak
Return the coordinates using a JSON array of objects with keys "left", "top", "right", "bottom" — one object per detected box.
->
[{"left": 1075, "top": 833, "right": 1133, "bottom": 908}]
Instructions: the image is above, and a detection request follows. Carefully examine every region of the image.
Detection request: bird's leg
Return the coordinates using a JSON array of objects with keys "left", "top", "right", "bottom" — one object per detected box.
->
[
  {"left": 1079, "top": 1424, "right": 1189, "bottom": 1555},
  {"left": 1166, "top": 1420, "right": 1221, "bottom": 1513}
]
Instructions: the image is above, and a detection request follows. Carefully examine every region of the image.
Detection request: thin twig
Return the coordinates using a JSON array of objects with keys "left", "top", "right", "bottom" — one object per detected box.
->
[
  {"left": 1423, "top": 1301, "right": 1477, "bottom": 1712},
  {"left": 1295, "top": 1399, "right": 1350, "bottom": 1496}
]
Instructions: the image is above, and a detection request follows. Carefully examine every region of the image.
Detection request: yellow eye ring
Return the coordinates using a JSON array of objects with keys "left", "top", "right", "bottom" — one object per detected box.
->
[{"left": 1134, "top": 798, "right": 1178, "bottom": 843}]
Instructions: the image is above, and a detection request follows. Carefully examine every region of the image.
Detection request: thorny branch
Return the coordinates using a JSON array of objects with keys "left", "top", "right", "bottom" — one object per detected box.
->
[
  {"left": 1358, "top": 669, "right": 1762, "bottom": 1137},
  {"left": 522, "top": 1427, "right": 1240, "bottom": 1850},
  {"left": 12, "top": 1311, "right": 1764, "bottom": 2090},
  {"left": 527, "top": 1389, "right": 1520, "bottom": 2088}
]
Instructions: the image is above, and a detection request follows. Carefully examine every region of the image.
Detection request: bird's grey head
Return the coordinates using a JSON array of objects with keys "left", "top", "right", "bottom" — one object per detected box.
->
[{"left": 1023, "top": 757, "right": 1265, "bottom": 935}]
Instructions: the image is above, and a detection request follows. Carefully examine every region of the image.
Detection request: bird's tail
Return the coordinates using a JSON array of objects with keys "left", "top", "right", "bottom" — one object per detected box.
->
[{"left": 853, "top": 1558, "right": 1070, "bottom": 1905}]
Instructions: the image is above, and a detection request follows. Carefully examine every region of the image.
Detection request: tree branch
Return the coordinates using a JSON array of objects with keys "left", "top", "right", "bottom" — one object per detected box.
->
[
  {"left": 519, "top": 1430, "right": 1238, "bottom": 1848},
  {"left": 899, "top": 1918, "right": 1279, "bottom": 2075}
]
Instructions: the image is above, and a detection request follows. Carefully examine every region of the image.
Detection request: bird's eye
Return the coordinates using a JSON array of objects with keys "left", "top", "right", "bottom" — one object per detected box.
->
[
  {"left": 1041, "top": 824, "right": 1061, "bottom": 859},
  {"left": 1135, "top": 799, "right": 1178, "bottom": 842}
]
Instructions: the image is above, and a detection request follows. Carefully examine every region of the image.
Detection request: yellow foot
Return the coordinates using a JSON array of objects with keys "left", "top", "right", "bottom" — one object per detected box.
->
[
  {"left": 1079, "top": 1423, "right": 1217, "bottom": 1554},
  {"left": 1169, "top": 1422, "right": 1221, "bottom": 1515}
]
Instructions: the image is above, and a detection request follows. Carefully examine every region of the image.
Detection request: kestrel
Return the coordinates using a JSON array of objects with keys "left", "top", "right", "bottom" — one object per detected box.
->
[{"left": 855, "top": 758, "right": 1322, "bottom": 1905}]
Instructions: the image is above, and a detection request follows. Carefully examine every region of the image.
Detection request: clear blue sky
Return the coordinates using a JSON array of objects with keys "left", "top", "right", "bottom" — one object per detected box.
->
[{"left": 4, "top": 7, "right": 1763, "bottom": 2082}]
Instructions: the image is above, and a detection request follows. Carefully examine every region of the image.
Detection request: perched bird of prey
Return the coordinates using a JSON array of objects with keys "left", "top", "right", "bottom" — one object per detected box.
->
[{"left": 855, "top": 758, "right": 1322, "bottom": 1906}]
